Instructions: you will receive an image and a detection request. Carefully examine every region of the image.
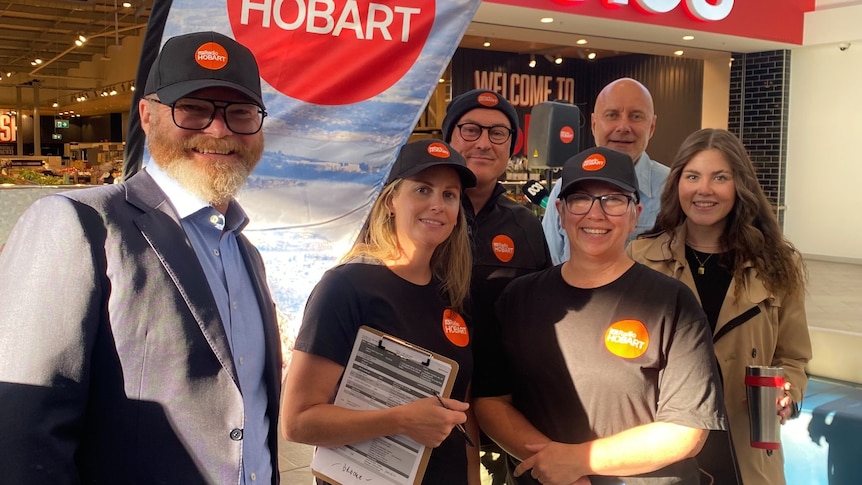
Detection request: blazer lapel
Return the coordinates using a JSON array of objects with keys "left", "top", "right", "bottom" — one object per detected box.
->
[{"left": 124, "top": 170, "right": 239, "bottom": 385}]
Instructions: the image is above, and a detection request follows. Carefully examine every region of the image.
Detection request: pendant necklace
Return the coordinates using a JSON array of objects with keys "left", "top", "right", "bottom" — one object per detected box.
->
[{"left": 691, "top": 250, "right": 714, "bottom": 275}]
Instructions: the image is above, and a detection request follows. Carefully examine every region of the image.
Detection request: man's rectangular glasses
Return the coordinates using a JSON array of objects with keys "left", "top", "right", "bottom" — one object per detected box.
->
[
  {"left": 456, "top": 123, "right": 513, "bottom": 145},
  {"left": 151, "top": 97, "right": 266, "bottom": 135},
  {"left": 564, "top": 193, "right": 635, "bottom": 216}
]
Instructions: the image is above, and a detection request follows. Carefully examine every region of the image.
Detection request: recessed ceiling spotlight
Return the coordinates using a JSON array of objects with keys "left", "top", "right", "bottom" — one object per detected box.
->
[
  {"left": 483, "top": 38, "right": 491, "bottom": 47},
  {"left": 540, "top": 17, "right": 554, "bottom": 24},
  {"left": 683, "top": 35, "right": 695, "bottom": 41},
  {"left": 674, "top": 50, "right": 684, "bottom": 56},
  {"left": 587, "top": 52, "right": 597, "bottom": 60},
  {"left": 122, "top": 2, "right": 132, "bottom": 7},
  {"left": 576, "top": 39, "right": 588, "bottom": 45}
]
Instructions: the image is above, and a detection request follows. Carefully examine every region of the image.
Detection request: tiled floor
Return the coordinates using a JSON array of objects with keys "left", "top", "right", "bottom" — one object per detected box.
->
[{"left": 277, "top": 257, "right": 862, "bottom": 484}]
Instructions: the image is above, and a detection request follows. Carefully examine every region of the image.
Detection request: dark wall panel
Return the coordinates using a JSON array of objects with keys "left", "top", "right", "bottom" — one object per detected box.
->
[{"left": 451, "top": 49, "right": 703, "bottom": 167}]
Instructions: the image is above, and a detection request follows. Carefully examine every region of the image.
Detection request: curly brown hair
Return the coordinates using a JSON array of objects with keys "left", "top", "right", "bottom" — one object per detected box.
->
[{"left": 643, "top": 128, "right": 806, "bottom": 298}]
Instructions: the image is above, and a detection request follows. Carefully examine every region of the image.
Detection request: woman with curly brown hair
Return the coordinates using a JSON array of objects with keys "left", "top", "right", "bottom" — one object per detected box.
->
[{"left": 628, "top": 128, "right": 812, "bottom": 484}]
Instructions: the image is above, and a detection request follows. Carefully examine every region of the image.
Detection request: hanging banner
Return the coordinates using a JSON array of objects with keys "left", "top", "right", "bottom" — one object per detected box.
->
[{"left": 131, "top": 0, "right": 481, "bottom": 366}]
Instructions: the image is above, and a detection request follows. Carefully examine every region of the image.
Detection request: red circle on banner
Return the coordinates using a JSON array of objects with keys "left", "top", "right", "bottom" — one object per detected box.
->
[{"left": 228, "top": 0, "right": 435, "bottom": 105}]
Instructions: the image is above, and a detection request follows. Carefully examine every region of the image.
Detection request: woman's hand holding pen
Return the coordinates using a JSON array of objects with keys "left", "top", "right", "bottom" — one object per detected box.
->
[{"left": 396, "top": 396, "right": 469, "bottom": 448}]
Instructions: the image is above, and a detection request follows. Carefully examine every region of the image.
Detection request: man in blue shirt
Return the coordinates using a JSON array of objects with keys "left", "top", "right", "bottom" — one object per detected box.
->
[
  {"left": 542, "top": 78, "right": 670, "bottom": 264},
  {"left": 0, "top": 31, "right": 281, "bottom": 484}
]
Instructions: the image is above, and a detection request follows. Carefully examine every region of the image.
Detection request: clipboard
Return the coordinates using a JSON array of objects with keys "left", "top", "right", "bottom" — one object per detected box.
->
[{"left": 311, "top": 325, "right": 459, "bottom": 485}]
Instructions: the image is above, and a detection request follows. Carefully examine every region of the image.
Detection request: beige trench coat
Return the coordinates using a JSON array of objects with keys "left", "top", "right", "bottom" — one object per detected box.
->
[{"left": 628, "top": 227, "right": 812, "bottom": 485}]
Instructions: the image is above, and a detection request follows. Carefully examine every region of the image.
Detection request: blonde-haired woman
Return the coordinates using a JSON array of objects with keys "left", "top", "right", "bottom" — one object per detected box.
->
[{"left": 281, "top": 139, "right": 480, "bottom": 485}]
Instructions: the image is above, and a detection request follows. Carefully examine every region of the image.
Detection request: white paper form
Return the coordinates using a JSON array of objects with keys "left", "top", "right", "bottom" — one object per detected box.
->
[{"left": 311, "top": 326, "right": 457, "bottom": 485}]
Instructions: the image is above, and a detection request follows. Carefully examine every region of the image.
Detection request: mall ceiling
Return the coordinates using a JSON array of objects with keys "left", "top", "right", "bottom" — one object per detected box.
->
[{"left": 0, "top": 1, "right": 804, "bottom": 117}]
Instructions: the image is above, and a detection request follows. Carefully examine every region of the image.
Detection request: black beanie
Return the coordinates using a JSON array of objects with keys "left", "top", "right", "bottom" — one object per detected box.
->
[{"left": 442, "top": 89, "right": 519, "bottom": 156}]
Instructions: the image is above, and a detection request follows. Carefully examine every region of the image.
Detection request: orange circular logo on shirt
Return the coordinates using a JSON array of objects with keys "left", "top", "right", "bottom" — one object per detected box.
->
[
  {"left": 491, "top": 234, "right": 515, "bottom": 262},
  {"left": 442, "top": 309, "right": 469, "bottom": 347},
  {"left": 195, "top": 42, "right": 229, "bottom": 70},
  {"left": 582, "top": 153, "right": 607, "bottom": 172},
  {"left": 604, "top": 319, "right": 649, "bottom": 358}
]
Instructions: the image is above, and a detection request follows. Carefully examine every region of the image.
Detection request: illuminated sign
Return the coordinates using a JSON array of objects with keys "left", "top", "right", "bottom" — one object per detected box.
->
[
  {"left": 0, "top": 113, "right": 16, "bottom": 143},
  {"left": 55, "top": 119, "right": 70, "bottom": 129},
  {"left": 52, "top": 133, "right": 62, "bottom": 140},
  {"left": 552, "top": 0, "right": 733, "bottom": 22}
]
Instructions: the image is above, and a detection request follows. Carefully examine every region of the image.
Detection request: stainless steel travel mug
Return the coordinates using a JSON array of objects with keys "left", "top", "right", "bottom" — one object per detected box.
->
[{"left": 745, "top": 365, "right": 785, "bottom": 450}]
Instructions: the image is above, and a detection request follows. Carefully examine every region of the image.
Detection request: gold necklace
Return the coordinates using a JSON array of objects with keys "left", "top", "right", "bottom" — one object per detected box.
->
[{"left": 691, "top": 249, "right": 714, "bottom": 275}]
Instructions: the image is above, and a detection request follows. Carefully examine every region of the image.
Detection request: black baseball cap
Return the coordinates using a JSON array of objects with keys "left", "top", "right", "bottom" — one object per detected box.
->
[
  {"left": 559, "top": 146, "right": 639, "bottom": 201},
  {"left": 441, "top": 89, "right": 519, "bottom": 156},
  {"left": 144, "top": 31, "right": 264, "bottom": 108},
  {"left": 386, "top": 139, "right": 477, "bottom": 188}
]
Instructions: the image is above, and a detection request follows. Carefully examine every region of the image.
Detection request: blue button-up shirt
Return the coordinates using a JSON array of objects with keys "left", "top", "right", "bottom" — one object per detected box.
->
[
  {"left": 147, "top": 161, "right": 271, "bottom": 485},
  {"left": 541, "top": 151, "right": 670, "bottom": 265}
]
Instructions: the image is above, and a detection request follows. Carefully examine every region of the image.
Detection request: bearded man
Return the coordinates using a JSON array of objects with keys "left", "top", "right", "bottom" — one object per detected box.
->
[{"left": 0, "top": 31, "right": 282, "bottom": 485}]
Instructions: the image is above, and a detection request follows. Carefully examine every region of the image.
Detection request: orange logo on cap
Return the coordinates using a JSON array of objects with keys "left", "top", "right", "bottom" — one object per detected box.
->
[
  {"left": 442, "top": 309, "right": 469, "bottom": 347},
  {"left": 427, "top": 142, "right": 451, "bottom": 159},
  {"left": 582, "top": 153, "right": 606, "bottom": 172},
  {"left": 492, "top": 234, "right": 515, "bottom": 262},
  {"left": 195, "top": 42, "right": 229, "bottom": 70},
  {"left": 477, "top": 92, "right": 500, "bottom": 107},
  {"left": 559, "top": 126, "right": 574, "bottom": 144},
  {"left": 604, "top": 319, "right": 649, "bottom": 358}
]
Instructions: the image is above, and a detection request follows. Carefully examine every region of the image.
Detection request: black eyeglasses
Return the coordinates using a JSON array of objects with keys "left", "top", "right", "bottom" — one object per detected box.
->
[
  {"left": 149, "top": 97, "right": 266, "bottom": 135},
  {"left": 564, "top": 193, "right": 635, "bottom": 216},
  {"left": 455, "top": 123, "right": 513, "bottom": 145}
]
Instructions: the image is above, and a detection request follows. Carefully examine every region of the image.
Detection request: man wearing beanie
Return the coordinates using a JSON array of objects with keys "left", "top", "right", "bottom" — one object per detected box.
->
[
  {"left": 442, "top": 89, "right": 551, "bottom": 483},
  {"left": 0, "top": 31, "right": 281, "bottom": 484}
]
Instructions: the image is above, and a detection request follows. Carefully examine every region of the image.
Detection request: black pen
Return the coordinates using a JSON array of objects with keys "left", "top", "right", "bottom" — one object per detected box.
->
[{"left": 432, "top": 391, "right": 475, "bottom": 447}]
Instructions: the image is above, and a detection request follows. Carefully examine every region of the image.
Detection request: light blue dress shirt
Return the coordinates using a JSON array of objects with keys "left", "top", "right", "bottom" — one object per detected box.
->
[
  {"left": 147, "top": 162, "right": 272, "bottom": 485},
  {"left": 541, "top": 152, "right": 670, "bottom": 265}
]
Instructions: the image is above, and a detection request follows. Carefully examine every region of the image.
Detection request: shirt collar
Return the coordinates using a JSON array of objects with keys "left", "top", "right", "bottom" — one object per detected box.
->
[{"left": 634, "top": 151, "right": 655, "bottom": 198}]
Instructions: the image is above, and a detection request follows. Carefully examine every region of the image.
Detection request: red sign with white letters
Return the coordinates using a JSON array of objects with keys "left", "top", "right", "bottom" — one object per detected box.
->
[
  {"left": 487, "top": 0, "right": 809, "bottom": 45},
  {"left": 229, "top": 0, "right": 435, "bottom": 105}
]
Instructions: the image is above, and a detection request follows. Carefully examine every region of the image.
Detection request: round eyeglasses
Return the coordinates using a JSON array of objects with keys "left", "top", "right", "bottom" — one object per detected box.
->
[
  {"left": 455, "top": 123, "right": 513, "bottom": 145},
  {"left": 564, "top": 193, "right": 635, "bottom": 216},
  {"left": 150, "top": 97, "right": 266, "bottom": 135}
]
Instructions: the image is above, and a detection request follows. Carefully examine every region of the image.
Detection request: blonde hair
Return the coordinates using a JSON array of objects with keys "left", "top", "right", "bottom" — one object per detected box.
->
[{"left": 342, "top": 179, "right": 472, "bottom": 311}]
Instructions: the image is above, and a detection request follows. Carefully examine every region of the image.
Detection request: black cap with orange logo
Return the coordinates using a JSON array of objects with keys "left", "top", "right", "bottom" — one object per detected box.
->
[
  {"left": 386, "top": 139, "right": 476, "bottom": 188},
  {"left": 144, "top": 31, "right": 264, "bottom": 108},
  {"left": 559, "top": 146, "right": 639, "bottom": 201}
]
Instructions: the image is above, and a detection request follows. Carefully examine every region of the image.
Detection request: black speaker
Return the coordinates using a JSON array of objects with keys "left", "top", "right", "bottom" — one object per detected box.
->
[{"left": 527, "top": 101, "right": 581, "bottom": 168}]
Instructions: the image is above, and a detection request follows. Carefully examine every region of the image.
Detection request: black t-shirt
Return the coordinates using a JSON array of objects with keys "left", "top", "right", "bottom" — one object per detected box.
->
[
  {"left": 473, "top": 263, "right": 726, "bottom": 485},
  {"left": 463, "top": 184, "right": 551, "bottom": 357},
  {"left": 296, "top": 262, "right": 473, "bottom": 485}
]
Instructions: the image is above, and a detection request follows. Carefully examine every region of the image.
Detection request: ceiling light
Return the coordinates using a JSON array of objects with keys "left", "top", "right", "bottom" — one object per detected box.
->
[
  {"left": 122, "top": 2, "right": 132, "bottom": 7},
  {"left": 31, "top": 59, "right": 43, "bottom": 66},
  {"left": 483, "top": 38, "right": 491, "bottom": 47},
  {"left": 554, "top": 56, "right": 563, "bottom": 65},
  {"left": 79, "top": 35, "right": 87, "bottom": 43},
  {"left": 109, "top": 89, "right": 118, "bottom": 96},
  {"left": 576, "top": 39, "right": 588, "bottom": 45},
  {"left": 674, "top": 50, "right": 684, "bottom": 56},
  {"left": 52, "top": 102, "right": 59, "bottom": 108},
  {"left": 540, "top": 17, "right": 554, "bottom": 23},
  {"left": 528, "top": 55, "right": 536, "bottom": 68},
  {"left": 587, "top": 52, "right": 597, "bottom": 60},
  {"left": 438, "top": 78, "right": 444, "bottom": 83},
  {"left": 683, "top": 35, "right": 695, "bottom": 41}
]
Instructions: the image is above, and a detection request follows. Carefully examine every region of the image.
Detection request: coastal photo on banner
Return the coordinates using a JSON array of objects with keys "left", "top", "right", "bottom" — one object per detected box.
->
[{"left": 129, "top": 0, "right": 482, "bottom": 366}]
